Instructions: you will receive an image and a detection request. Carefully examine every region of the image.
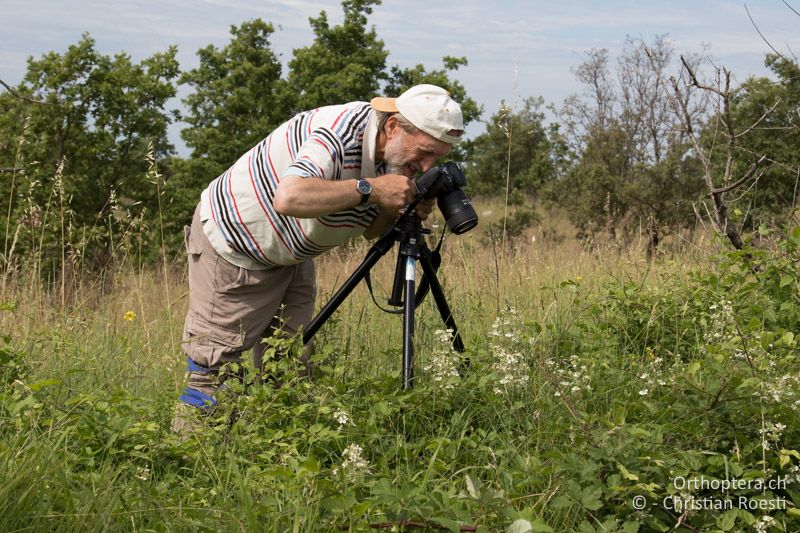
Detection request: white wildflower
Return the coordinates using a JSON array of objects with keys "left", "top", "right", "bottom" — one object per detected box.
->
[
  {"left": 639, "top": 388, "right": 649, "bottom": 396},
  {"left": 787, "top": 465, "right": 800, "bottom": 484},
  {"left": 333, "top": 408, "right": 352, "bottom": 427},
  {"left": 134, "top": 466, "right": 150, "bottom": 481},
  {"left": 755, "top": 515, "right": 775, "bottom": 533},
  {"left": 424, "top": 329, "right": 461, "bottom": 391},
  {"left": 547, "top": 354, "right": 593, "bottom": 398},
  {"left": 337, "top": 443, "right": 369, "bottom": 480},
  {"left": 760, "top": 421, "right": 786, "bottom": 443},
  {"left": 488, "top": 309, "right": 530, "bottom": 394},
  {"left": 704, "top": 298, "right": 735, "bottom": 346}
]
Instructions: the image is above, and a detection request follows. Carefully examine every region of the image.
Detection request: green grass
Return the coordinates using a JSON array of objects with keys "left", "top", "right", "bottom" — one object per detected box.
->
[{"left": 0, "top": 216, "right": 798, "bottom": 532}]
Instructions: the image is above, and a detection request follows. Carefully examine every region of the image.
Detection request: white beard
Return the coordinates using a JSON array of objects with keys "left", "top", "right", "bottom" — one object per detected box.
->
[{"left": 382, "top": 133, "right": 414, "bottom": 177}]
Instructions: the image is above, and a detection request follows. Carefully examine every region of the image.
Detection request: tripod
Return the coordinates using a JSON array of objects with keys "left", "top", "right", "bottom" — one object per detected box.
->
[{"left": 302, "top": 210, "right": 465, "bottom": 390}]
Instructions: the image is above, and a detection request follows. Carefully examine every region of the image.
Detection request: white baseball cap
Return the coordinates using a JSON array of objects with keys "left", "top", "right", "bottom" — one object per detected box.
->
[{"left": 371, "top": 84, "right": 464, "bottom": 144}]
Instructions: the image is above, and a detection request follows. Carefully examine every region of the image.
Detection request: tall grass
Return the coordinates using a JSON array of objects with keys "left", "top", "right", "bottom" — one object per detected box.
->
[{"left": 0, "top": 180, "right": 797, "bottom": 531}]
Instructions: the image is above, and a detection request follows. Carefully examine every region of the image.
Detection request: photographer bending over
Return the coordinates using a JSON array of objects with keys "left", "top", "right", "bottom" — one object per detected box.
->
[{"left": 172, "top": 84, "right": 464, "bottom": 433}]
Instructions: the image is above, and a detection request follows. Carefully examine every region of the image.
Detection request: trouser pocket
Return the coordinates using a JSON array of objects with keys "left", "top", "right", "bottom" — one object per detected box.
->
[{"left": 182, "top": 310, "right": 245, "bottom": 368}]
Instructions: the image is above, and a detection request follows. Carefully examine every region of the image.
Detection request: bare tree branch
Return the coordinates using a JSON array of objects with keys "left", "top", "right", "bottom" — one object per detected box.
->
[
  {"left": 0, "top": 78, "right": 49, "bottom": 105},
  {"left": 782, "top": 0, "right": 800, "bottom": 18},
  {"left": 720, "top": 69, "right": 736, "bottom": 189},
  {"left": 745, "top": 4, "right": 788, "bottom": 60},
  {"left": 692, "top": 202, "right": 712, "bottom": 240},
  {"left": 709, "top": 156, "right": 769, "bottom": 195},
  {"left": 700, "top": 200, "right": 721, "bottom": 235},
  {"left": 735, "top": 98, "right": 783, "bottom": 138},
  {"left": 668, "top": 57, "right": 768, "bottom": 250},
  {"left": 681, "top": 56, "right": 723, "bottom": 95},
  {"left": 0, "top": 168, "right": 26, "bottom": 174}
]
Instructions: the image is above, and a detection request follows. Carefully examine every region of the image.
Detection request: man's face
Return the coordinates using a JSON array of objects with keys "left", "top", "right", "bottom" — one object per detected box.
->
[{"left": 383, "top": 119, "right": 452, "bottom": 178}]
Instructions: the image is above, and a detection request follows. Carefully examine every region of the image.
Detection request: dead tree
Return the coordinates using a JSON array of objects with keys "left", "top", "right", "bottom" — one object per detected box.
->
[{"left": 666, "top": 57, "right": 772, "bottom": 250}]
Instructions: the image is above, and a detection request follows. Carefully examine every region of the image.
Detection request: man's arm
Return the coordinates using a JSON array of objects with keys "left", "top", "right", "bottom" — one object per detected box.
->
[{"left": 273, "top": 174, "right": 416, "bottom": 218}]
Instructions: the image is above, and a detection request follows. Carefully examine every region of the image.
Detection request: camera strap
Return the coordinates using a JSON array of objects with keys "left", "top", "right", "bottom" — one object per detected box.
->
[{"left": 365, "top": 271, "right": 403, "bottom": 314}]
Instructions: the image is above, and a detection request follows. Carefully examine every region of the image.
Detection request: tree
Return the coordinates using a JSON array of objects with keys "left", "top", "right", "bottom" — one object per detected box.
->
[
  {"left": 667, "top": 56, "right": 785, "bottom": 251},
  {"left": 466, "top": 97, "right": 553, "bottom": 197},
  {"left": 285, "top": 0, "right": 388, "bottom": 111},
  {"left": 726, "top": 54, "right": 800, "bottom": 228},
  {"left": 180, "top": 19, "right": 286, "bottom": 170},
  {"left": 170, "top": 19, "right": 287, "bottom": 249},
  {"left": 0, "top": 34, "right": 179, "bottom": 269},
  {"left": 556, "top": 36, "right": 705, "bottom": 254},
  {"left": 384, "top": 56, "right": 482, "bottom": 127}
]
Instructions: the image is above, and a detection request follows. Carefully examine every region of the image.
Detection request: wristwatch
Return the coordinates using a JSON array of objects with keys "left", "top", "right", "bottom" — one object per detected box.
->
[{"left": 356, "top": 178, "right": 372, "bottom": 206}]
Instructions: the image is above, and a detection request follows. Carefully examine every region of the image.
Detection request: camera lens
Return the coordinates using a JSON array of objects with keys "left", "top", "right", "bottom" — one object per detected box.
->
[{"left": 438, "top": 190, "right": 478, "bottom": 235}]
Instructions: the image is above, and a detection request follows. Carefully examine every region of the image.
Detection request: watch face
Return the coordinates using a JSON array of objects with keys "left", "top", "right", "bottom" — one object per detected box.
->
[{"left": 357, "top": 179, "right": 372, "bottom": 195}]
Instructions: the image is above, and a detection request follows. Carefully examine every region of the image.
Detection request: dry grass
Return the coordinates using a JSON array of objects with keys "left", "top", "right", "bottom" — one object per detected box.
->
[{"left": 0, "top": 198, "right": 712, "bottom": 393}]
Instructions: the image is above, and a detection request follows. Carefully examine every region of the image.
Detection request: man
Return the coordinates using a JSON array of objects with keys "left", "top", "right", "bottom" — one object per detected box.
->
[{"left": 172, "top": 84, "right": 464, "bottom": 431}]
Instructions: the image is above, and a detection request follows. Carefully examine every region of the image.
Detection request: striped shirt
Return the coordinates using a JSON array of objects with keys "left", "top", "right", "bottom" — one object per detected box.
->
[{"left": 199, "top": 102, "right": 383, "bottom": 268}]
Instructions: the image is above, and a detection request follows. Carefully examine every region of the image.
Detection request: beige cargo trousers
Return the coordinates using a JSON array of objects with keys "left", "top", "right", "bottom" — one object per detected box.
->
[{"left": 175, "top": 205, "right": 316, "bottom": 414}]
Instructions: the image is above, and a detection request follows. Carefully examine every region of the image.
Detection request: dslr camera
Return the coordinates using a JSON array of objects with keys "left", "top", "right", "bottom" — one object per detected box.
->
[{"left": 414, "top": 162, "right": 478, "bottom": 234}]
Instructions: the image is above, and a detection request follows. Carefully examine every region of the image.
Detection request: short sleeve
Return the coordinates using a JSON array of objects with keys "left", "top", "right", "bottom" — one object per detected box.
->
[{"left": 283, "top": 128, "right": 344, "bottom": 181}]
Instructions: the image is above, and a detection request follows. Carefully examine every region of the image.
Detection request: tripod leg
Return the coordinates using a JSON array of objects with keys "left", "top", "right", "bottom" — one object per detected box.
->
[
  {"left": 402, "top": 256, "right": 416, "bottom": 390},
  {"left": 418, "top": 249, "right": 466, "bottom": 355},
  {"left": 303, "top": 231, "right": 396, "bottom": 345}
]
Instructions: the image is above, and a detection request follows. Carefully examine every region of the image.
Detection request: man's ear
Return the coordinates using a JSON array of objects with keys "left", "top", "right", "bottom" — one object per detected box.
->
[{"left": 384, "top": 115, "right": 401, "bottom": 138}]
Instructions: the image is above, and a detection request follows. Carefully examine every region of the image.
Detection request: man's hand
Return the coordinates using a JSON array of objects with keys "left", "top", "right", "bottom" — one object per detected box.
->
[
  {"left": 368, "top": 174, "right": 416, "bottom": 217},
  {"left": 413, "top": 197, "right": 436, "bottom": 220}
]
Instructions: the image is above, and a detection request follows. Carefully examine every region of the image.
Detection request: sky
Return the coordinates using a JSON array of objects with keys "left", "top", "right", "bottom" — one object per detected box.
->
[{"left": 2, "top": 0, "right": 799, "bottom": 155}]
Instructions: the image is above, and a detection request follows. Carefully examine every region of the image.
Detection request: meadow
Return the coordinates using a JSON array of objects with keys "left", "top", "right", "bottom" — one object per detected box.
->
[{"left": 0, "top": 204, "right": 797, "bottom": 532}]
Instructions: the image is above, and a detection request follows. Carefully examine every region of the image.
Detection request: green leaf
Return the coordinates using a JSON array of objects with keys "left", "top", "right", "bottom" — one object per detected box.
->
[
  {"left": 618, "top": 463, "right": 639, "bottom": 481},
  {"left": 781, "top": 331, "right": 794, "bottom": 345},
  {"left": 780, "top": 449, "right": 800, "bottom": 468},
  {"left": 716, "top": 509, "right": 738, "bottom": 531},
  {"left": 432, "top": 516, "right": 461, "bottom": 533},
  {"left": 612, "top": 405, "right": 627, "bottom": 425},
  {"left": 465, "top": 474, "right": 481, "bottom": 499},
  {"left": 780, "top": 274, "right": 794, "bottom": 287},
  {"left": 28, "top": 378, "right": 60, "bottom": 391},
  {"left": 531, "top": 518, "right": 555, "bottom": 533},
  {"left": 621, "top": 522, "right": 640, "bottom": 533},
  {"left": 580, "top": 485, "right": 603, "bottom": 511}
]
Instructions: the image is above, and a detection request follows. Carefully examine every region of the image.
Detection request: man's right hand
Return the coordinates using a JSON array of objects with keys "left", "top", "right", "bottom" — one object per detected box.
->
[{"left": 368, "top": 174, "right": 417, "bottom": 216}]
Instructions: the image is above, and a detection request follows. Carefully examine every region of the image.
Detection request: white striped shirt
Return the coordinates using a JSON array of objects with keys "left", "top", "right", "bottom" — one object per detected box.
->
[{"left": 200, "top": 102, "right": 383, "bottom": 268}]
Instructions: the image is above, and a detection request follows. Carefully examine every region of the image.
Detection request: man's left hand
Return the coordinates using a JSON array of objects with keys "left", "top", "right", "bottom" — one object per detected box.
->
[{"left": 414, "top": 198, "right": 436, "bottom": 220}]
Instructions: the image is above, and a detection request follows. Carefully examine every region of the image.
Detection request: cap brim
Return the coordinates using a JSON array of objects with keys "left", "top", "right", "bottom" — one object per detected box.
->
[{"left": 370, "top": 96, "right": 399, "bottom": 112}]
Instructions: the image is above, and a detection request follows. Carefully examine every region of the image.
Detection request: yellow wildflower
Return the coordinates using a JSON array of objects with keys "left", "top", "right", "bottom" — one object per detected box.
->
[{"left": 124, "top": 310, "right": 136, "bottom": 322}]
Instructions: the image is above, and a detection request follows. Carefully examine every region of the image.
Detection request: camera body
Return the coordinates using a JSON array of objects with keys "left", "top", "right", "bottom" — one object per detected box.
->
[{"left": 415, "top": 162, "right": 478, "bottom": 235}]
